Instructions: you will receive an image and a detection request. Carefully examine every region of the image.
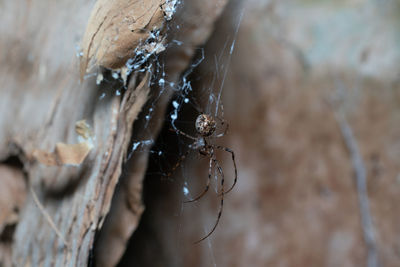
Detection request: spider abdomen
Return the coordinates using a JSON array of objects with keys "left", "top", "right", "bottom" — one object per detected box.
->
[{"left": 195, "top": 114, "right": 216, "bottom": 137}]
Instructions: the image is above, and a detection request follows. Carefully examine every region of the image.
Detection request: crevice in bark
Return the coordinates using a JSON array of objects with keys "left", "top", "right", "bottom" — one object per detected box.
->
[
  {"left": 117, "top": 102, "right": 180, "bottom": 267},
  {"left": 115, "top": 81, "right": 201, "bottom": 266},
  {"left": 1, "top": 155, "right": 24, "bottom": 170}
]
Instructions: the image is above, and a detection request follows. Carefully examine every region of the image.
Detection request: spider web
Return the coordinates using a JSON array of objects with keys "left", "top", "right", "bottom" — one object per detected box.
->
[
  {"left": 83, "top": 1, "right": 244, "bottom": 265},
  {"left": 156, "top": 7, "right": 243, "bottom": 266}
]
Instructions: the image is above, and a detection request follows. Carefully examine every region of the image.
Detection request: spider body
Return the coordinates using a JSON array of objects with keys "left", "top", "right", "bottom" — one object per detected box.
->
[
  {"left": 170, "top": 112, "right": 238, "bottom": 243},
  {"left": 195, "top": 114, "right": 216, "bottom": 137}
]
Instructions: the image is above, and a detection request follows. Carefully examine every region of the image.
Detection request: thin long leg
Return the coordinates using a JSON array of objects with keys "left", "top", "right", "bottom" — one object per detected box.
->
[
  {"left": 194, "top": 158, "right": 225, "bottom": 244},
  {"left": 184, "top": 156, "right": 213, "bottom": 203},
  {"left": 215, "top": 145, "right": 237, "bottom": 194},
  {"left": 170, "top": 122, "right": 197, "bottom": 141}
]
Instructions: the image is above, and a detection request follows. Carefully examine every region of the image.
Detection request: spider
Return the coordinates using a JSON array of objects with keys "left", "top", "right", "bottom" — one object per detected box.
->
[{"left": 169, "top": 113, "right": 238, "bottom": 243}]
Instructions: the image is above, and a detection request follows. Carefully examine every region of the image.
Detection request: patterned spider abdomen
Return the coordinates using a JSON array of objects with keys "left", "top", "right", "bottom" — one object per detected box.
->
[{"left": 195, "top": 114, "right": 216, "bottom": 137}]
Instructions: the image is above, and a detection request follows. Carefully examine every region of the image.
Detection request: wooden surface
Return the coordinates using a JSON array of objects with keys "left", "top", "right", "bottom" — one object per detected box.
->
[{"left": 0, "top": 0, "right": 228, "bottom": 266}]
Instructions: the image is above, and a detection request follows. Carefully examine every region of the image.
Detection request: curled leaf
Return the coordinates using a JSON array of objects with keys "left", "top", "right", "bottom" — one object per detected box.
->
[{"left": 80, "top": 0, "right": 167, "bottom": 78}]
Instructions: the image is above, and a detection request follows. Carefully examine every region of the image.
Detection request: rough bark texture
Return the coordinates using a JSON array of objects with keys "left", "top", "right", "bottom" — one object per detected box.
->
[{"left": 0, "top": 0, "right": 153, "bottom": 261}]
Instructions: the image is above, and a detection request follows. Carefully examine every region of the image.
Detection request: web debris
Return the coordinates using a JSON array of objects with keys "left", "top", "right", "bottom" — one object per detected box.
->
[
  {"left": 91, "top": 0, "right": 245, "bottom": 264},
  {"left": 166, "top": 0, "right": 244, "bottom": 226},
  {"left": 162, "top": 0, "right": 179, "bottom": 21}
]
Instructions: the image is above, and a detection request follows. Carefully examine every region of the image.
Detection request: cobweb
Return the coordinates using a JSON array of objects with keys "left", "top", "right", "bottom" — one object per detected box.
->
[{"left": 84, "top": 1, "right": 244, "bottom": 265}]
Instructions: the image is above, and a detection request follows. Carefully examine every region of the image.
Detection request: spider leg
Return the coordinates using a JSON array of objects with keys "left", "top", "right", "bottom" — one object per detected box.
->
[
  {"left": 194, "top": 158, "right": 225, "bottom": 244},
  {"left": 170, "top": 122, "right": 197, "bottom": 140},
  {"left": 184, "top": 156, "right": 213, "bottom": 203},
  {"left": 215, "top": 145, "right": 237, "bottom": 194}
]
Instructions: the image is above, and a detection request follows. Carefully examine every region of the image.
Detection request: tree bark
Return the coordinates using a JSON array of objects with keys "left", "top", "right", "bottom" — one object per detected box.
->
[{"left": 0, "top": 0, "right": 227, "bottom": 266}]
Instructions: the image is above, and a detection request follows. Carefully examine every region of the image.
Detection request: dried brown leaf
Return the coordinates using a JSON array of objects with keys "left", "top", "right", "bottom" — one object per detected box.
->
[{"left": 80, "top": 0, "right": 166, "bottom": 78}]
